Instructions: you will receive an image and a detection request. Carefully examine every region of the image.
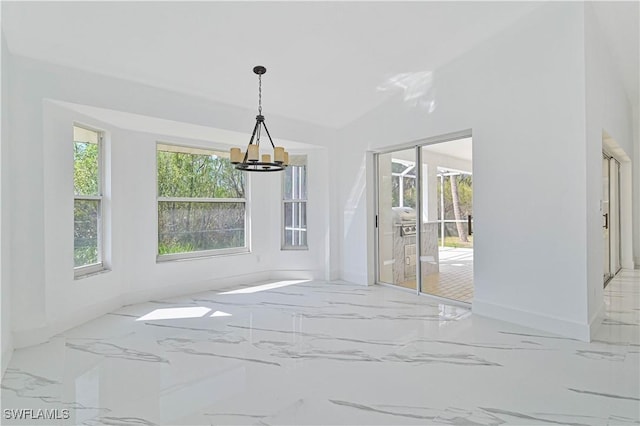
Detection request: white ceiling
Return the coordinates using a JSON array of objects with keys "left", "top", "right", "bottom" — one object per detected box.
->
[
  {"left": 2, "top": 2, "right": 637, "bottom": 129},
  {"left": 1, "top": 1, "right": 541, "bottom": 128}
]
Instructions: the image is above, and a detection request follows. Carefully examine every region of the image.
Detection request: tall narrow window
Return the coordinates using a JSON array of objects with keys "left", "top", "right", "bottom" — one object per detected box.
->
[
  {"left": 282, "top": 155, "right": 308, "bottom": 249},
  {"left": 74, "top": 125, "right": 104, "bottom": 274},
  {"left": 157, "top": 144, "right": 247, "bottom": 260}
]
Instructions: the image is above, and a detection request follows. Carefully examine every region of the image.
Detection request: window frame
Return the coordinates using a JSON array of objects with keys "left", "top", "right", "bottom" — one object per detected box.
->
[
  {"left": 73, "top": 124, "right": 106, "bottom": 278},
  {"left": 155, "top": 142, "right": 250, "bottom": 262},
  {"left": 281, "top": 155, "right": 308, "bottom": 250}
]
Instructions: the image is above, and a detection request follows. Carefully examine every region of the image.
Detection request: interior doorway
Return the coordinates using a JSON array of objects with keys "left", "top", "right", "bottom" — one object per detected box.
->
[
  {"left": 603, "top": 151, "right": 621, "bottom": 287},
  {"left": 375, "top": 136, "right": 473, "bottom": 303}
]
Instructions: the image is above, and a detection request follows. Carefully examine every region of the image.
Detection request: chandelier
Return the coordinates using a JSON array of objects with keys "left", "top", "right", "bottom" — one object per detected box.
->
[{"left": 230, "top": 66, "right": 289, "bottom": 172}]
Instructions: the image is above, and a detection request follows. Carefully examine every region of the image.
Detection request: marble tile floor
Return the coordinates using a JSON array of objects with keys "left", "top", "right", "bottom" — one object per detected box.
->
[{"left": 2, "top": 270, "right": 639, "bottom": 425}]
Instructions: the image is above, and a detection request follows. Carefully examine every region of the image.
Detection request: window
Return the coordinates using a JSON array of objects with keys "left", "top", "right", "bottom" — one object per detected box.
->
[
  {"left": 74, "top": 125, "right": 104, "bottom": 275},
  {"left": 282, "top": 155, "right": 307, "bottom": 249},
  {"left": 157, "top": 144, "right": 247, "bottom": 260},
  {"left": 391, "top": 159, "right": 416, "bottom": 208}
]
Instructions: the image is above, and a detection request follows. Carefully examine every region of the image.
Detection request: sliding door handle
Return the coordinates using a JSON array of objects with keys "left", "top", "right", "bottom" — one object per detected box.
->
[
  {"left": 467, "top": 214, "right": 473, "bottom": 235},
  {"left": 603, "top": 213, "right": 609, "bottom": 229}
]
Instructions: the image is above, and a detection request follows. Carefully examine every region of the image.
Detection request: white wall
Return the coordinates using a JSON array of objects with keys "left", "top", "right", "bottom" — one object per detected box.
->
[
  {"left": 8, "top": 53, "right": 336, "bottom": 348},
  {"left": 337, "top": 2, "right": 598, "bottom": 340},
  {"left": 1, "top": 31, "right": 13, "bottom": 375},
  {"left": 634, "top": 105, "right": 640, "bottom": 268},
  {"left": 268, "top": 148, "right": 331, "bottom": 280},
  {"left": 584, "top": 2, "right": 638, "bottom": 331}
]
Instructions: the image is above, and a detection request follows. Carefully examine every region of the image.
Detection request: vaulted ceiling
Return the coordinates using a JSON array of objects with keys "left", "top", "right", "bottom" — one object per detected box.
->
[{"left": 2, "top": 2, "right": 638, "bottom": 129}]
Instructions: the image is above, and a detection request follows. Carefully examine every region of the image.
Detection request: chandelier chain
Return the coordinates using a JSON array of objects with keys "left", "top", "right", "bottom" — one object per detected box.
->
[{"left": 258, "top": 74, "right": 262, "bottom": 115}]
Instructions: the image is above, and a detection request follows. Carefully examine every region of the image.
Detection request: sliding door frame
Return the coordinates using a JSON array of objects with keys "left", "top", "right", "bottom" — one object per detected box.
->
[
  {"left": 373, "top": 129, "right": 472, "bottom": 298},
  {"left": 603, "top": 151, "right": 622, "bottom": 287}
]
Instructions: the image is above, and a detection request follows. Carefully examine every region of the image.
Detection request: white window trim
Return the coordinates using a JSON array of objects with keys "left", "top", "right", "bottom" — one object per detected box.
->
[
  {"left": 74, "top": 124, "right": 106, "bottom": 278},
  {"left": 282, "top": 156, "right": 308, "bottom": 250},
  {"left": 282, "top": 200, "right": 308, "bottom": 250},
  {"left": 155, "top": 142, "right": 250, "bottom": 262},
  {"left": 158, "top": 197, "right": 246, "bottom": 203},
  {"left": 157, "top": 246, "right": 250, "bottom": 262},
  {"left": 74, "top": 262, "right": 108, "bottom": 279}
]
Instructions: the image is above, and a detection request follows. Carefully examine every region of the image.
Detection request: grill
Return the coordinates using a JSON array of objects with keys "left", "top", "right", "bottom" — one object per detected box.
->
[{"left": 400, "top": 223, "right": 416, "bottom": 236}]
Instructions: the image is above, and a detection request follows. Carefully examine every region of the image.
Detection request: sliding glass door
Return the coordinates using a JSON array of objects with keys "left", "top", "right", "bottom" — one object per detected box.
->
[
  {"left": 376, "top": 149, "right": 418, "bottom": 291},
  {"left": 603, "top": 152, "right": 621, "bottom": 287},
  {"left": 375, "top": 136, "right": 473, "bottom": 303},
  {"left": 610, "top": 158, "right": 621, "bottom": 275},
  {"left": 603, "top": 154, "right": 611, "bottom": 284},
  {"left": 421, "top": 150, "right": 473, "bottom": 302}
]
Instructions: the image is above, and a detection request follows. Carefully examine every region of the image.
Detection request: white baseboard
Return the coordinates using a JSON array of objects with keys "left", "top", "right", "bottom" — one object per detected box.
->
[
  {"left": 268, "top": 270, "right": 317, "bottom": 281},
  {"left": 123, "top": 271, "right": 271, "bottom": 306},
  {"left": 327, "top": 268, "right": 340, "bottom": 281},
  {"left": 589, "top": 301, "right": 605, "bottom": 341},
  {"left": 13, "top": 295, "right": 123, "bottom": 349},
  {"left": 342, "top": 270, "right": 367, "bottom": 286},
  {"left": 330, "top": 279, "right": 362, "bottom": 285},
  {"left": 123, "top": 270, "right": 323, "bottom": 307},
  {"left": 10, "top": 270, "right": 323, "bottom": 351},
  {"left": 2, "top": 346, "right": 13, "bottom": 377},
  {"left": 473, "top": 298, "right": 591, "bottom": 342},
  {"left": 11, "top": 324, "right": 51, "bottom": 350}
]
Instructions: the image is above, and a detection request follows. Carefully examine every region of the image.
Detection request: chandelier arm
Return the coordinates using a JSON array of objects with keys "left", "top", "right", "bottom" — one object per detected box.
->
[
  {"left": 256, "top": 122, "right": 262, "bottom": 146},
  {"left": 261, "top": 121, "right": 277, "bottom": 149},
  {"left": 248, "top": 120, "right": 260, "bottom": 145},
  {"left": 243, "top": 120, "right": 261, "bottom": 163}
]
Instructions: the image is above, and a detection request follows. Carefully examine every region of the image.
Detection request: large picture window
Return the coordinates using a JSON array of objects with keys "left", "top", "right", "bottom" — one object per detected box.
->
[
  {"left": 157, "top": 144, "right": 247, "bottom": 259},
  {"left": 282, "top": 155, "right": 307, "bottom": 249},
  {"left": 74, "top": 125, "right": 104, "bottom": 275}
]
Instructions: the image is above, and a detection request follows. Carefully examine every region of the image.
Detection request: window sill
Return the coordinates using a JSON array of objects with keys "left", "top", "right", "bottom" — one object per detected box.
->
[
  {"left": 281, "top": 246, "right": 309, "bottom": 251},
  {"left": 157, "top": 248, "right": 250, "bottom": 263},
  {"left": 74, "top": 265, "right": 110, "bottom": 280}
]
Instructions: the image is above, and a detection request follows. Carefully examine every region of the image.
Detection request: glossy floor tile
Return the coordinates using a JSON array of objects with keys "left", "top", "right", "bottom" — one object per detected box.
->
[{"left": 2, "top": 271, "right": 639, "bottom": 425}]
